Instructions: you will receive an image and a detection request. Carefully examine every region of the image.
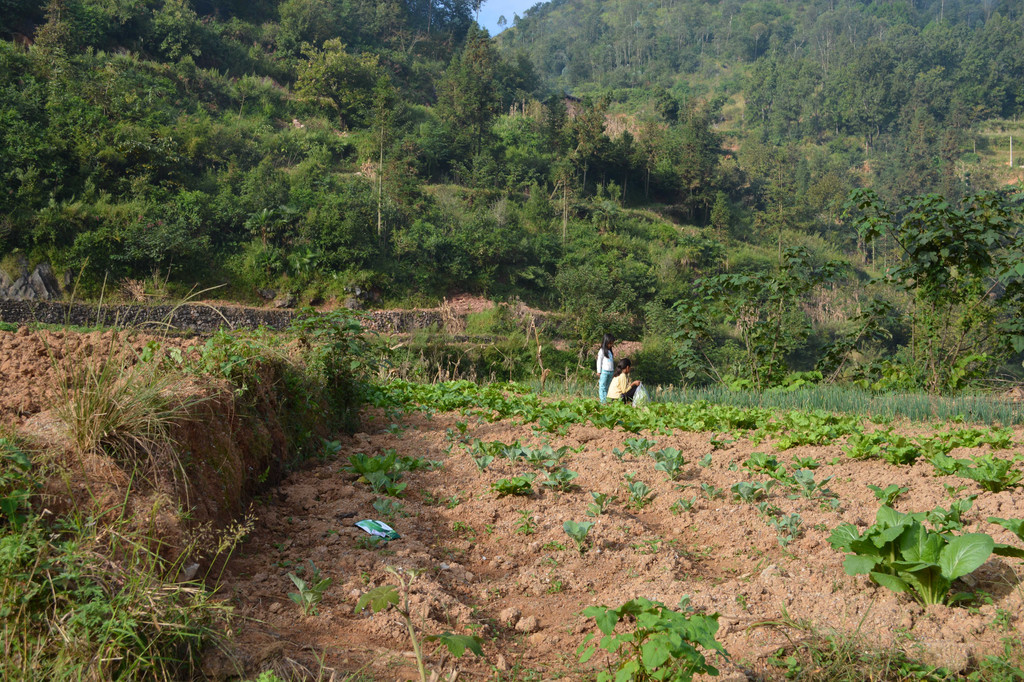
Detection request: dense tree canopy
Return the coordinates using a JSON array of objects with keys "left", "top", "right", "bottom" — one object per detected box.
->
[{"left": 2, "top": 0, "right": 1023, "bottom": 389}]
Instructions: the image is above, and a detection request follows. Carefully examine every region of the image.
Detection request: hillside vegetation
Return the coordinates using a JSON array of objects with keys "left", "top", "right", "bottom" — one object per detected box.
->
[{"left": 1, "top": 0, "right": 1023, "bottom": 392}]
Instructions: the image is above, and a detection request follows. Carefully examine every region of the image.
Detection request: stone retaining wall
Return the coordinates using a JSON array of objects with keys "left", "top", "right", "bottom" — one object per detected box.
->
[{"left": 0, "top": 300, "right": 447, "bottom": 334}]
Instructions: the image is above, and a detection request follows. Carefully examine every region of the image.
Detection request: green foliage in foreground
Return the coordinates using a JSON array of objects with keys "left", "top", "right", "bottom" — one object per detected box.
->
[
  {"left": 491, "top": 474, "right": 536, "bottom": 497},
  {"left": 578, "top": 597, "right": 726, "bottom": 681},
  {"left": 0, "top": 447, "right": 234, "bottom": 681}
]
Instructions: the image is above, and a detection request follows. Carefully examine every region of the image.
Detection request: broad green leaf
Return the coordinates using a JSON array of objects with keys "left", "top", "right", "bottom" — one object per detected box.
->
[
  {"left": 592, "top": 608, "right": 620, "bottom": 635},
  {"left": 355, "top": 585, "right": 399, "bottom": 614},
  {"left": 424, "top": 633, "right": 484, "bottom": 658},
  {"left": 640, "top": 636, "right": 673, "bottom": 669},
  {"left": 987, "top": 517, "right": 1024, "bottom": 542},
  {"left": 828, "top": 523, "right": 860, "bottom": 551},
  {"left": 843, "top": 554, "right": 878, "bottom": 576},
  {"left": 684, "top": 614, "right": 727, "bottom": 654},
  {"left": 869, "top": 571, "right": 910, "bottom": 594},
  {"left": 577, "top": 634, "right": 598, "bottom": 663},
  {"left": 992, "top": 543, "right": 1024, "bottom": 559},
  {"left": 899, "top": 524, "right": 943, "bottom": 564},
  {"left": 876, "top": 505, "right": 907, "bottom": 528},
  {"left": 938, "top": 534, "right": 994, "bottom": 580}
]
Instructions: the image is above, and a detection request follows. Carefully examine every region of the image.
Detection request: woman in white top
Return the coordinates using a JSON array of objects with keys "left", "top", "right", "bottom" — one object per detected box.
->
[{"left": 596, "top": 334, "right": 615, "bottom": 403}]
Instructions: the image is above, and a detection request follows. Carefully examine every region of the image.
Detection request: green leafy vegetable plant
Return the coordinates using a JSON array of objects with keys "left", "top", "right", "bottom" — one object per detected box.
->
[
  {"left": 653, "top": 447, "right": 686, "bottom": 480},
  {"left": 744, "top": 452, "right": 787, "bottom": 480},
  {"left": 829, "top": 506, "right": 995, "bottom": 605},
  {"left": 670, "top": 496, "right": 697, "bottom": 514},
  {"left": 445, "top": 420, "right": 469, "bottom": 443},
  {"left": 586, "top": 492, "right": 617, "bottom": 517},
  {"left": 845, "top": 430, "right": 921, "bottom": 465},
  {"left": 700, "top": 482, "right": 723, "bottom": 500},
  {"left": 767, "top": 513, "right": 803, "bottom": 547},
  {"left": 867, "top": 484, "right": 908, "bottom": 506},
  {"left": 564, "top": 520, "right": 596, "bottom": 554},
  {"left": 791, "top": 456, "right": 819, "bottom": 470},
  {"left": 372, "top": 498, "right": 405, "bottom": 518},
  {"left": 471, "top": 453, "right": 494, "bottom": 472},
  {"left": 625, "top": 479, "right": 655, "bottom": 510},
  {"left": 790, "top": 469, "right": 834, "bottom": 499},
  {"left": 542, "top": 467, "right": 579, "bottom": 491},
  {"left": 624, "top": 437, "right": 658, "bottom": 457},
  {"left": 956, "top": 455, "right": 1022, "bottom": 492},
  {"left": 577, "top": 598, "right": 727, "bottom": 681},
  {"left": 709, "top": 435, "right": 734, "bottom": 450},
  {"left": 491, "top": 474, "right": 536, "bottom": 497},
  {"left": 926, "top": 495, "right": 977, "bottom": 533},
  {"left": 731, "top": 481, "right": 772, "bottom": 503},
  {"left": 364, "top": 471, "right": 407, "bottom": 497}
]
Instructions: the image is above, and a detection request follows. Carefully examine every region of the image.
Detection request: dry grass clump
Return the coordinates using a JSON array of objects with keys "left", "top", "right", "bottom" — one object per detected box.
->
[{"left": 51, "top": 335, "right": 195, "bottom": 481}]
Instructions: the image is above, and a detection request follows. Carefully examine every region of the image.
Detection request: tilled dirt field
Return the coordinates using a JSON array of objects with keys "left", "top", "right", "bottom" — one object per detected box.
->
[
  {"left": 0, "top": 326, "right": 201, "bottom": 424},
  {"left": 217, "top": 408, "right": 1024, "bottom": 681}
]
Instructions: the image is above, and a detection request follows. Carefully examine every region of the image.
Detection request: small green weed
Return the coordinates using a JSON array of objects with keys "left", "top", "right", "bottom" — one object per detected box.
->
[
  {"left": 514, "top": 510, "right": 537, "bottom": 535},
  {"left": 288, "top": 561, "right": 332, "bottom": 616}
]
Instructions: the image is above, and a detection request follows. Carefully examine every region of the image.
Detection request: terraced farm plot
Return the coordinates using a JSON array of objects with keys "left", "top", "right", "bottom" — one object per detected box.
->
[{"left": 218, "top": 383, "right": 1024, "bottom": 681}]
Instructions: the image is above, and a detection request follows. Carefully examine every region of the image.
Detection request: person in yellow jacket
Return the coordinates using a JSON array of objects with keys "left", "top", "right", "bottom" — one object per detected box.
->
[{"left": 607, "top": 358, "right": 641, "bottom": 404}]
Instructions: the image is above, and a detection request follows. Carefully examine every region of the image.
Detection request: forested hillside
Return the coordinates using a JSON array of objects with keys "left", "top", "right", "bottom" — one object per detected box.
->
[{"left": 1, "top": 0, "right": 1023, "bottom": 391}]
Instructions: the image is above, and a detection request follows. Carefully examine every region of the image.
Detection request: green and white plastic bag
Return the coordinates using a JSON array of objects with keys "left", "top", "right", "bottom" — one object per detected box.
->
[{"left": 355, "top": 519, "right": 401, "bottom": 541}]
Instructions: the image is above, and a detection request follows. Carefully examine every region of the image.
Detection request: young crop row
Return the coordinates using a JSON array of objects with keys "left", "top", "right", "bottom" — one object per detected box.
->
[
  {"left": 337, "top": 429, "right": 731, "bottom": 680},
  {"left": 332, "top": 380, "right": 1024, "bottom": 679},
  {"left": 376, "top": 380, "right": 1019, "bottom": 466},
  {"left": 370, "top": 380, "right": 1024, "bottom": 611}
]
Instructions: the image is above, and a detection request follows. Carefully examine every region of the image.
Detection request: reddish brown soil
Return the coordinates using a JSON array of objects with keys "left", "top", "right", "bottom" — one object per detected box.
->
[
  {"left": 0, "top": 327, "right": 201, "bottom": 425},
  {"left": 216, "top": 409, "right": 1024, "bottom": 681}
]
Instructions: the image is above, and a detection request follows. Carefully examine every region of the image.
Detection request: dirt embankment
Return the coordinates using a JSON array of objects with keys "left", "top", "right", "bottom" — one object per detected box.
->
[
  {"left": 3, "top": 327, "right": 324, "bottom": 561},
  {"left": 216, "top": 408, "right": 1024, "bottom": 681}
]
